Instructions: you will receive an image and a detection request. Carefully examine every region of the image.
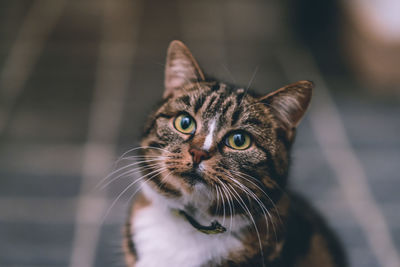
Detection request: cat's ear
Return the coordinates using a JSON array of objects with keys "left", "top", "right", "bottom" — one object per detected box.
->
[
  {"left": 259, "top": 80, "right": 313, "bottom": 130},
  {"left": 164, "top": 40, "right": 205, "bottom": 98}
]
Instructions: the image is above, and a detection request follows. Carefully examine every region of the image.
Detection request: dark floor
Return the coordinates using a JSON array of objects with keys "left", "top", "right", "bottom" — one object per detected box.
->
[{"left": 0, "top": 0, "right": 399, "bottom": 267}]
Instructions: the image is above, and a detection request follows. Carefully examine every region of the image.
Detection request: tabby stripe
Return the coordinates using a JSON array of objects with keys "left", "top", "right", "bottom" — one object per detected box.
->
[
  {"left": 231, "top": 107, "right": 243, "bottom": 126},
  {"left": 205, "top": 95, "right": 217, "bottom": 111},
  {"left": 155, "top": 113, "right": 173, "bottom": 119},
  {"left": 210, "top": 82, "right": 220, "bottom": 91},
  {"left": 257, "top": 146, "right": 278, "bottom": 175},
  {"left": 147, "top": 141, "right": 167, "bottom": 149},
  {"left": 177, "top": 95, "right": 191, "bottom": 106},
  {"left": 257, "top": 146, "right": 287, "bottom": 188},
  {"left": 194, "top": 93, "right": 207, "bottom": 113},
  {"left": 208, "top": 192, "right": 265, "bottom": 217},
  {"left": 221, "top": 100, "right": 233, "bottom": 117},
  {"left": 235, "top": 92, "right": 245, "bottom": 106},
  {"left": 213, "top": 93, "right": 226, "bottom": 112},
  {"left": 275, "top": 127, "right": 291, "bottom": 149},
  {"left": 142, "top": 114, "right": 170, "bottom": 137},
  {"left": 142, "top": 122, "right": 155, "bottom": 137},
  {"left": 242, "top": 118, "right": 263, "bottom": 127}
]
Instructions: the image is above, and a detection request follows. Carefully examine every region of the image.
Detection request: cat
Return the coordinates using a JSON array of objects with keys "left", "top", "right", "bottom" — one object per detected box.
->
[{"left": 122, "top": 40, "right": 346, "bottom": 267}]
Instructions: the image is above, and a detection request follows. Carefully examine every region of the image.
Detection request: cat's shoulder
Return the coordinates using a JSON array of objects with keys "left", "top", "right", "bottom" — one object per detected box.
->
[{"left": 281, "top": 192, "right": 347, "bottom": 267}]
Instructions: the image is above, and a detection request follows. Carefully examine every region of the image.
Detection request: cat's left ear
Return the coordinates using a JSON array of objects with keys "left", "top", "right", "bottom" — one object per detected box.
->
[
  {"left": 259, "top": 80, "right": 313, "bottom": 130},
  {"left": 164, "top": 40, "right": 205, "bottom": 98}
]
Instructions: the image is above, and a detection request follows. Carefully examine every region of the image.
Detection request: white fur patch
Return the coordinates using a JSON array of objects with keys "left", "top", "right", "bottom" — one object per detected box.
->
[
  {"left": 132, "top": 184, "right": 246, "bottom": 267},
  {"left": 203, "top": 119, "right": 217, "bottom": 151}
]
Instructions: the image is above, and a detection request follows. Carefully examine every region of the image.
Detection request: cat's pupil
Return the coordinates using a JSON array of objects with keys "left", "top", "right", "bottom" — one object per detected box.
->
[
  {"left": 180, "top": 116, "right": 191, "bottom": 129},
  {"left": 233, "top": 133, "right": 245, "bottom": 146}
]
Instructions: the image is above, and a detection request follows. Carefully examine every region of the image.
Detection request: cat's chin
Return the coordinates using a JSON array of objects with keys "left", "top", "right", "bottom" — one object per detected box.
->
[
  {"left": 179, "top": 170, "right": 205, "bottom": 185},
  {"left": 142, "top": 175, "right": 213, "bottom": 208}
]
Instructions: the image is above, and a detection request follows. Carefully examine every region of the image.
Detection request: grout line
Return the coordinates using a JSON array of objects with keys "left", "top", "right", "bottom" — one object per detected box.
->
[
  {"left": 0, "top": 0, "right": 67, "bottom": 135},
  {"left": 68, "top": 1, "right": 141, "bottom": 266},
  {"left": 277, "top": 46, "right": 400, "bottom": 267}
]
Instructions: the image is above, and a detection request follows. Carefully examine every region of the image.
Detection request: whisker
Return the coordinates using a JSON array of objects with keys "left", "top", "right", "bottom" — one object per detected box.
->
[
  {"left": 101, "top": 167, "right": 168, "bottom": 223},
  {"left": 227, "top": 175, "right": 268, "bottom": 219},
  {"left": 120, "top": 155, "right": 172, "bottom": 160},
  {"left": 230, "top": 170, "right": 278, "bottom": 205},
  {"left": 228, "top": 175, "right": 277, "bottom": 243},
  {"left": 125, "top": 170, "right": 174, "bottom": 207},
  {"left": 96, "top": 158, "right": 166, "bottom": 189},
  {"left": 99, "top": 162, "right": 163, "bottom": 190},
  {"left": 229, "top": 170, "right": 265, "bottom": 188},
  {"left": 239, "top": 65, "right": 259, "bottom": 107},
  {"left": 111, "top": 145, "right": 171, "bottom": 170},
  {"left": 214, "top": 184, "right": 221, "bottom": 215},
  {"left": 218, "top": 184, "right": 227, "bottom": 226},
  {"left": 230, "top": 170, "right": 284, "bottom": 227},
  {"left": 226, "top": 183, "right": 266, "bottom": 267},
  {"left": 231, "top": 173, "right": 281, "bottom": 244},
  {"left": 128, "top": 145, "right": 173, "bottom": 155},
  {"left": 221, "top": 63, "right": 236, "bottom": 84},
  {"left": 218, "top": 181, "right": 235, "bottom": 234}
]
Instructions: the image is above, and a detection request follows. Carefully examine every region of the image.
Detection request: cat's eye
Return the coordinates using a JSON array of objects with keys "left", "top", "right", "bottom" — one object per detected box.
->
[
  {"left": 174, "top": 114, "right": 196, "bottom": 134},
  {"left": 225, "top": 132, "right": 251, "bottom": 150}
]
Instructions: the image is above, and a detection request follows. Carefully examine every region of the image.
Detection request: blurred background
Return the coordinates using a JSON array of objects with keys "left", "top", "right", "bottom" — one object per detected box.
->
[{"left": 0, "top": 0, "right": 399, "bottom": 266}]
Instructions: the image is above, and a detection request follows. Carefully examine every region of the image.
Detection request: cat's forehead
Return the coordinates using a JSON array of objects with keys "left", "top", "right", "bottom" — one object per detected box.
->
[{"left": 166, "top": 82, "right": 267, "bottom": 128}]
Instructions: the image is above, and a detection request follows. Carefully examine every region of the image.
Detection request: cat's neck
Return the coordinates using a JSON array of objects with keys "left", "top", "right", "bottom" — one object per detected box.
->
[
  {"left": 131, "top": 188, "right": 245, "bottom": 267},
  {"left": 141, "top": 182, "right": 250, "bottom": 232},
  {"left": 130, "top": 186, "right": 289, "bottom": 267}
]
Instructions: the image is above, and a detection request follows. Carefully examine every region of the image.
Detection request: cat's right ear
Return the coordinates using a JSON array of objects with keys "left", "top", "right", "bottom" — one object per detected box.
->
[
  {"left": 259, "top": 80, "right": 313, "bottom": 131},
  {"left": 164, "top": 40, "right": 205, "bottom": 98}
]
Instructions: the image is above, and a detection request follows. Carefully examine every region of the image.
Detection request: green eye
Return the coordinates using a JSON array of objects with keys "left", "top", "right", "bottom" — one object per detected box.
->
[
  {"left": 174, "top": 114, "right": 196, "bottom": 134},
  {"left": 226, "top": 132, "right": 251, "bottom": 150}
]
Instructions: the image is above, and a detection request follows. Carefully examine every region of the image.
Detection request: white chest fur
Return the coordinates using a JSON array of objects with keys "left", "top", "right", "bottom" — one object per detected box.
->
[{"left": 132, "top": 203, "right": 243, "bottom": 267}]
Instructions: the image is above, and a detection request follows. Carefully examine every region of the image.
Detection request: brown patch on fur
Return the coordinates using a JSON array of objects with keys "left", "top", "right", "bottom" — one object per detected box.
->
[
  {"left": 268, "top": 240, "right": 285, "bottom": 261},
  {"left": 261, "top": 176, "right": 279, "bottom": 189},
  {"left": 297, "top": 233, "right": 335, "bottom": 267},
  {"left": 123, "top": 193, "right": 151, "bottom": 266}
]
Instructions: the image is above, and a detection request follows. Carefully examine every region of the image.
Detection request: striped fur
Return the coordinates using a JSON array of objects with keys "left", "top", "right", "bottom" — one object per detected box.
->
[{"left": 124, "top": 41, "right": 346, "bottom": 267}]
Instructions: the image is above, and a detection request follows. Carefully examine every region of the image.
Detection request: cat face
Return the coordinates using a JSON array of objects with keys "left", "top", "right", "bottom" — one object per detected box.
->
[{"left": 139, "top": 41, "right": 312, "bottom": 217}]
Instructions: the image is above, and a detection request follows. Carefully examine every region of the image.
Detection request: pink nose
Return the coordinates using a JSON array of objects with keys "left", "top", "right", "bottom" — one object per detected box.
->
[{"left": 189, "top": 148, "right": 210, "bottom": 164}]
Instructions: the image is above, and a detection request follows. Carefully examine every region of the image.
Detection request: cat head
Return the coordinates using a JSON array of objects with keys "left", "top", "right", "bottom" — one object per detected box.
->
[{"left": 139, "top": 41, "right": 312, "bottom": 216}]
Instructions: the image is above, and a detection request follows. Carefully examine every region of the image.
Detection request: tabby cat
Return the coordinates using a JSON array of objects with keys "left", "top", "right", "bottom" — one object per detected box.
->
[{"left": 123, "top": 40, "right": 346, "bottom": 267}]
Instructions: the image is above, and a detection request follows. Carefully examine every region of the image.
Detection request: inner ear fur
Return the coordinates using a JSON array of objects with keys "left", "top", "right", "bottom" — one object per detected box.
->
[
  {"left": 164, "top": 40, "right": 205, "bottom": 98},
  {"left": 259, "top": 80, "right": 313, "bottom": 131}
]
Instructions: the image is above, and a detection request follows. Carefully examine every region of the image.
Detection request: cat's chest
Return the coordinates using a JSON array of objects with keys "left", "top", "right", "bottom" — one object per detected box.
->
[{"left": 132, "top": 203, "right": 243, "bottom": 267}]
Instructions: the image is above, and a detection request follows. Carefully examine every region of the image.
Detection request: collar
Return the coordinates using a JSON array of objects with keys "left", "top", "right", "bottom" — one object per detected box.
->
[{"left": 172, "top": 209, "right": 226, "bottom": 235}]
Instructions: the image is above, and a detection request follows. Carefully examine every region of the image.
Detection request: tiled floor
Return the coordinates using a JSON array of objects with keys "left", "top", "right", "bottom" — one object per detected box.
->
[{"left": 0, "top": 0, "right": 399, "bottom": 267}]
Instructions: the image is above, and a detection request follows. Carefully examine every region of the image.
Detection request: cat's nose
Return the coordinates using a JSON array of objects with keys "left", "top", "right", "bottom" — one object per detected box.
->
[{"left": 189, "top": 148, "right": 210, "bottom": 164}]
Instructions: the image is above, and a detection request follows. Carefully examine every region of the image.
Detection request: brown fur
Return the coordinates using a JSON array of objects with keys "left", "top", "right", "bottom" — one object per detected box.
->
[
  {"left": 123, "top": 41, "right": 346, "bottom": 267},
  {"left": 297, "top": 234, "right": 335, "bottom": 267}
]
